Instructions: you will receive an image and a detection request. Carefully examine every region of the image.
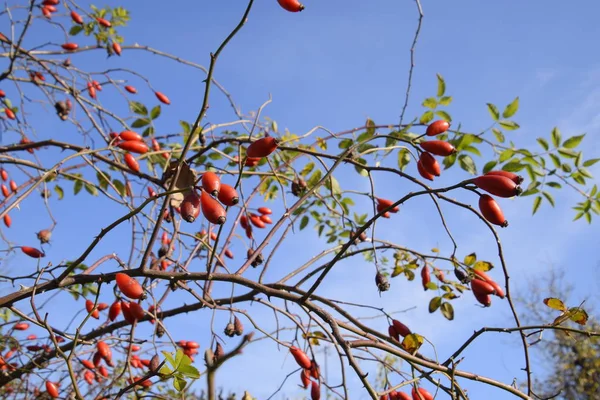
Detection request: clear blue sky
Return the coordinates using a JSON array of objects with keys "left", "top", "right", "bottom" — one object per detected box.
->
[{"left": 3, "top": 1, "right": 600, "bottom": 399}]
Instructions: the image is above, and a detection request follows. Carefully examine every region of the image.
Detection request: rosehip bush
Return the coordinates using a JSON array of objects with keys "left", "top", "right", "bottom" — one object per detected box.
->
[{"left": 0, "top": 1, "right": 598, "bottom": 400}]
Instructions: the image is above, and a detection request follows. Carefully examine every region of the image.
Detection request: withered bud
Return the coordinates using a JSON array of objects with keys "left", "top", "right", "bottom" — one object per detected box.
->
[
  {"left": 204, "top": 349, "right": 215, "bottom": 368},
  {"left": 454, "top": 268, "right": 470, "bottom": 284},
  {"left": 291, "top": 179, "right": 307, "bottom": 197},
  {"left": 233, "top": 316, "right": 244, "bottom": 336},
  {"left": 149, "top": 354, "right": 160, "bottom": 373},
  {"left": 247, "top": 248, "right": 264, "bottom": 268},
  {"left": 158, "top": 245, "right": 169, "bottom": 258},
  {"left": 375, "top": 271, "right": 390, "bottom": 292},
  {"left": 156, "top": 324, "right": 165, "bottom": 338},
  {"left": 213, "top": 342, "right": 224, "bottom": 362},
  {"left": 36, "top": 229, "right": 52, "bottom": 244},
  {"left": 224, "top": 323, "right": 236, "bottom": 338}
]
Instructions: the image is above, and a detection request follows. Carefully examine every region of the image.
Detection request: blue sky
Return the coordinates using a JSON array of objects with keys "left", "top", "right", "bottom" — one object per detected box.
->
[{"left": 2, "top": 1, "right": 600, "bottom": 399}]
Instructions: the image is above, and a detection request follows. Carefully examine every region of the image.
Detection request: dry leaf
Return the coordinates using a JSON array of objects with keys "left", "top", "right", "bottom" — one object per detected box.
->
[{"left": 160, "top": 160, "right": 197, "bottom": 207}]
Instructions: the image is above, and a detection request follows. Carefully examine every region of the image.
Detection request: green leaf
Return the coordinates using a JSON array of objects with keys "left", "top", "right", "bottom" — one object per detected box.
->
[
  {"left": 575, "top": 152, "right": 582, "bottom": 168},
  {"left": 354, "top": 163, "right": 368, "bottom": 177},
  {"left": 366, "top": 118, "right": 376, "bottom": 136},
  {"left": 579, "top": 167, "right": 593, "bottom": 179},
  {"left": 150, "top": 105, "right": 161, "bottom": 120},
  {"left": 482, "top": 161, "right": 498, "bottom": 174},
  {"left": 178, "top": 364, "right": 200, "bottom": 379},
  {"left": 341, "top": 197, "right": 354, "bottom": 207},
  {"left": 131, "top": 118, "right": 150, "bottom": 128},
  {"left": 442, "top": 153, "right": 457, "bottom": 169},
  {"left": 174, "top": 349, "right": 185, "bottom": 368},
  {"left": 440, "top": 302, "right": 454, "bottom": 321},
  {"left": 113, "top": 179, "right": 126, "bottom": 196},
  {"left": 299, "top": 216, "right": 309, "bottom": 230},
  {"left": 328, "top": 176, "right": 342, "bottom": 196},
  {"left": 73, "top": 180, "right": 83, "bottom": 195},
  {"left": 54, "top": 185, "right": 64, "bottom": 200},
  {"left": 397, "top": 149, "right": 411, "bottom": 171},
  {"left": 438, "top": 96, "right": 452, "bottom": 106},
  {"left": 542, "top": 191, "right": 555, "bottom": 207},
  {"left": 96, "top": 171, "right": 110, "bottom": 190},
  {"left": 357, "top": 131, "right": 373, "bottom": 143},
  {"left": 571, "top": 171, "right": 584, "bottom": 184},
  {"left": 162, "top": 350, "right": 176, "bottom": 367},
  {"left": 463, "top": 146, "right": 481, "bottom": 156},
  {"left": 532, "top": 196, "right": 543, "bottom": 215},
  {"left": 338, "top": 139, "right": 353, "bottom": 149},
  {"left": 583, "top": 158, "right": 600, "bottom": 167},
  {"left": 300, "top": 162, "right": 315, "bottom": 177},
  {"left": 502, "top": 162, "right": 525, "bottom": 172},
  {"left": 499, "top": 149, "right": 514, "bottom": 163},
  {"left": 458, "top": 154, "right": 476, "bottom": 175},
  {"left": 486, "top": 103, "right": 499, "bottom": 121},
  {"left": 549, "top": 154, "right": 561, "bottom": 168},
  {"left": 537, "top": 138, "right": 549, "bottom": 151},
  {"left": 573, "top": 211, "right": 585, "bottom": 221},
  {"left": 307, "top": 170, "right": 322, "bottom": 189},
  {"left": 159, "top": 365, "right": 172, "bottom": 376},
  {"left": 498, "top": 120, "right": 520, "bottom": 131},
  {"left": 129, "top": 101, "right": 148, "bottom": 116},
  {"left": 420, "top": 111, "right": 434, "bottom": 125},
  {"left": 435, "top": 110, "right": 452, "bottom": 122},
  {"left": 521, "top": 181, "right": 541, "bottom": 197},
  {"left": 546, "top": 182, "right": 561, "bottom": 189},
  {"left": 502, "top": 97, "right": 519, "bottom": 118},
  {"left": 85, "top": 183, "right": 99, "bottom": 196},
  {"left": 562, "top": 134, "right": 585, "bottom": 149},
  {"left": 69, "top": 25, "right": 83, "bottom": 36},
  {"left": 173, "top": 375, "right": 187, "bottom": 392},
  {"left": 551, "top": 127, "right": 561, "bottom": 148},
  {"left": 180, "top": 120, "right": 191, "bottom": 134},
  {"left": 422, "top": 97, "right": 437, "bottom": 109},
  {"left": 142, "top": 126, "right": 155, "bottom": 137},
  {"left": 436, "top": 73, "right": 446, "bottom": 97},
  {"left": 557, "top": 148, "right": 578, "bottom": 159},
  {"left": 428, "top": 296, "right": 442, "bottom": 313},
  {"left": 492, "top": 128, "right": 505, "bottom": 143}
]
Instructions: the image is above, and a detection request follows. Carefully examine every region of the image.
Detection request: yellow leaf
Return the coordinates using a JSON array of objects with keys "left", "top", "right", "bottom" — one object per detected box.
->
[
  {"left": 316, "top": 137, "right": 327, "bottom": 150},
  {"left": 473, "top": 261, "right": 493, "bottom": 272},
  {"left": 544, "top": 297, "right": 567, "bottom": 312},
  {"left": 567, "top": 307, "right": 589, "bottom": 325},
  {"left": 391, "top": 266, "right": 404, "bottom": 278},
  {"left": 463, "top": 253, "right": 477, "bottom": 266},
  {"left": 401, "top": 333, "right": 424, "bottom": 354}
]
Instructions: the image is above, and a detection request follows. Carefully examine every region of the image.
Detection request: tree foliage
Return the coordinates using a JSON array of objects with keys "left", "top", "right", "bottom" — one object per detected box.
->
[{"left": 517, "top": 269, "right": 600, "bottom": 400}]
